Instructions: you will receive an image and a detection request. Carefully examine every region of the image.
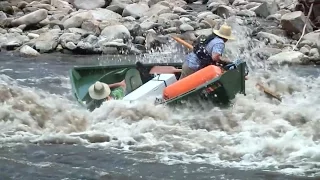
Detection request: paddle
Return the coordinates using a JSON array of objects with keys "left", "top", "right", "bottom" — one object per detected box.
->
[{"left": 171, "top": 35, "right": 282, "bottom": 102}]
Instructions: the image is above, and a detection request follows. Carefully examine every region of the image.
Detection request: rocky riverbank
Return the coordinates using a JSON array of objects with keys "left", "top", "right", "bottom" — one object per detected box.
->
[{"left": 0, "top": 0, "right": 319, "bottom": 65}]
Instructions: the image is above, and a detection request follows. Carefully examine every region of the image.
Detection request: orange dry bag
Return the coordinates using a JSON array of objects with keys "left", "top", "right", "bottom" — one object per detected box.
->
[{"left": 163, "top": 65, "right": 222, "bottom": 100}]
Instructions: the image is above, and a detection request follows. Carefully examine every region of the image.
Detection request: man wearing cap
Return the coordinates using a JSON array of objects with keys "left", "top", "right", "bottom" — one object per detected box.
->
[{"left": 179, "top": 23, "right": 235, "bottom": 80}]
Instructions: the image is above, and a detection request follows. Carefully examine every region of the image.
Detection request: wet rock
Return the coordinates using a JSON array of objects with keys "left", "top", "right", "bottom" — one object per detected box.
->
[
  {"left": 253, "top": 1, "right": 279, "bottom": 18},
  {"left": 122, "top": 3, "right": 149, "bottom": 19},
  {"left": 59, "top": 32, "right": 82, "bottom": 50},
  {"left": 300, "top": 31, "right": 320, "bottom": 51},
  {"left": 34, "top": 29, "right": 61, "bottom": 52},
  {"left": 100, "top": 24, "right": 131, "bottom": 42},
  {"left": 19, "top": 45, "right": 40, "bottom": 56},
  {"left": 267, "top": 51, "right": 310, "bottom": 64},
  {"left": 0, "top": 1, "right": 13, "bottom": 15},
  {"left": 281, "top": 11, "right": 313, "bottom": 34},
  {"left": 72, "top": 0, "right": 107, "bottom": 10},
  {"left": 11, "top": 9, "right": 48, "bottom": 27}
]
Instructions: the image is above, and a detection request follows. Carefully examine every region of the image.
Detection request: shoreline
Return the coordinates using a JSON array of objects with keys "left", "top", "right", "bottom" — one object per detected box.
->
[{"left": 0, "top": 0, "right": 319, "bottom": 65}]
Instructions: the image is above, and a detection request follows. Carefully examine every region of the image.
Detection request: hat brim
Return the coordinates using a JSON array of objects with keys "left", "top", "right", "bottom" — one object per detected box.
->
[
  {"left": 88, "top": 82, "right": 111, "bottom": 100},
  {"left": 213, "top": 30, "right": 235, "bottom": 40}
]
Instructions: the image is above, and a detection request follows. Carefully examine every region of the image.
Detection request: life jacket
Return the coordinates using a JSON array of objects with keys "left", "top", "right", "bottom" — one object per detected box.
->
[{"left": 193, "top": 34, "right": 217, "bottom": 69}]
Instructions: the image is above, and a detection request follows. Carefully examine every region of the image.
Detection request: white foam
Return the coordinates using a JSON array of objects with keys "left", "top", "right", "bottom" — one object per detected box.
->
[{"left": 0, "top": 16, "right": 319, "bottom": 177}]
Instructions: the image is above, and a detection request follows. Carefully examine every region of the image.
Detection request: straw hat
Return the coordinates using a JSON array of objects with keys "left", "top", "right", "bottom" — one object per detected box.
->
[
  {"left": 88, "top": 81, "right": 111, "bottom": 100},
  {"left": 213, "top": 24, "right": 235, "bottom": 40}
]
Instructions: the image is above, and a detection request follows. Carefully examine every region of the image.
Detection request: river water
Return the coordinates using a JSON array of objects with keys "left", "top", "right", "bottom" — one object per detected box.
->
[{"left": 0, "top": 16, "right": 320, "bottom": 180}]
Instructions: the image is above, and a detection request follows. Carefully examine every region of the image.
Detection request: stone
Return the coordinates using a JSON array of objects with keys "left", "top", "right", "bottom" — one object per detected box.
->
[
  {"left": 267, "top": 51, "right": 310, "bottom": 64},
  {"left": 100, "top": 24, "right": 131, "bottom": 42},
  {"left": 281, "top": 11, "right": 313, "bottom": 34},
  {"left": 253, "top": 1, "right": 279, "bottom": 18},
  {"left": 73, "top": 0, "right": 107, "bottom": 10},
  {"left": 122, "top": 3, "right": 149, "bottom": 19},
  {"left": 34, "top": 29, "right": 61, "bottom": 52},
  {"left": 11, "top": 9, "right": 48, "bottom": 27},
  {"left": 20, "top": 45, "right": 40, "bottom": 56}
]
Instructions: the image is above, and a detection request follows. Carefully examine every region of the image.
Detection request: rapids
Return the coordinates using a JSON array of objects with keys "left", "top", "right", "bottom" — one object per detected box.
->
[{"left": 0, "top": 17, "right": 320, "bottom": 179}]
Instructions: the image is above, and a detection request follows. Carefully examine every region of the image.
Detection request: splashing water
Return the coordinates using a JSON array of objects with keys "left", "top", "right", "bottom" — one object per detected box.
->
[{"left": 0, "top": 17, "right": 320, "bottom": 177}]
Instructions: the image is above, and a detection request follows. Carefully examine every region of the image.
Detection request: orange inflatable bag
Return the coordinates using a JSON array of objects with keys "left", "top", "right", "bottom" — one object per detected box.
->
[{"left": 163, "top": 65, "right": 223, "bottom": 100}]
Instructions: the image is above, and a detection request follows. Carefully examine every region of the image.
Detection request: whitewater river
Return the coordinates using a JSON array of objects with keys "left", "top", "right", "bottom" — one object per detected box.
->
[{"left": 1, "top": 19, "right": 320, "bottom": 180}]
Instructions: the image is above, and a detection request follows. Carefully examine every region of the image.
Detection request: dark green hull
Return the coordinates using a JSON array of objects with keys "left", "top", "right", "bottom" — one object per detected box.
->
[{"left": 69, "top": 61, "right": 248, "bottom": 111}]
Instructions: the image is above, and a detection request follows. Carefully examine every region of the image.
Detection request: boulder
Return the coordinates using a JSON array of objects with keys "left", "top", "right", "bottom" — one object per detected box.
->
[
  {"left": 281, "top": 11, "right": 313, "bottom": 34},
  {"left": 72, "top": 0, "right": 107, "bottom": 10},
  {"left": 253, "top": 1, "right": 279, "bottom": 18},
  {"left": 34, "top": 29, "right": 61, "bottom": 52},
  {"left": 20, "top": 45, "right": 40, "bottom": 56},
  {"left": 267, "top": 51, "right": 310, "bottom": 64},
  {"left": 100, "top": 24, "right": 131, "bottom": 42},
  {"left": 11, "top": 9, "right": 48, "bottom": 27},
  {"left": 122, "top": 3, "right": 149, "bottom": 19}
]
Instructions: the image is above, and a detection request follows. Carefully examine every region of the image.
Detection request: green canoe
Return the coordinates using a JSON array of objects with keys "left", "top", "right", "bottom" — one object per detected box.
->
[{"left": 69, "top": 60, "right": 248, "bottom": 111}]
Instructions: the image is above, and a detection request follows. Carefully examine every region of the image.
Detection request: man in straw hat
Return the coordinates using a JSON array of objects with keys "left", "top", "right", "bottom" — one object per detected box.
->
[
  {"left": 179, "top": 23, "right": 235, "bottom": 80},
  {"left": 88, "top": 81, "right": 126, "bottom": 108}
]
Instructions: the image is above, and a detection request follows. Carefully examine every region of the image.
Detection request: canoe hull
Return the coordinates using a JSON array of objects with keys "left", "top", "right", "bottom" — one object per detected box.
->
[{"left": 69, "top": 61, "right": 247, "bottom": 111}]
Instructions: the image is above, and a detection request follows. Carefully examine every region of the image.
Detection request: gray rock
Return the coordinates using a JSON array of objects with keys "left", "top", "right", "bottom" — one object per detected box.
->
[
  {"left": 300, "top": 31, "right": 320, "bottom": 51},
  {"left": 11, "top": 9, "right": 48, "bottom": 27},
  {"left": 20, "top": 45, "right": 40, "bottom": 56},
  {"left": 253, "top": 1, "right": 278, "bottom": 18},
  {"left": 122, "top": 3, "right": 149, "bottom": 19},
  {"left": 256, "top": 32, "right": 286, "bottom": 44},
  {"left": 281, "top": 11, "right": 313, "bottom": 34},
  {"left": 213, "top": 5, "right": 236, "bottom": 18},
  {"left": 34, "top": 29, "right": 61, "bottom": 52},
  {"left": 179, "top": 23, "right": 194, "bottom": 32},
  {"left": 267, "top": 51, "right": 310, "bottom": 65},
  {"left": 59, "top": 33, "right": 82, "bottom": 49},
  {"left": 0, "top": 11, "right": 7, "bottom": 21},
  {"left": 73, "top": 0, "right": 106, "bottom": 10},
  {"left": 299, "top": 46, "right": 309, "bottom": 55},
  {"left": 100, "top": 24, "right": 131, "bottom": 42}
]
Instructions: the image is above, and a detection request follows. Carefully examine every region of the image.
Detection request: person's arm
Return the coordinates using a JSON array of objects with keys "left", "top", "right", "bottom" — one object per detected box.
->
[
  {"left": 211, "top": 43, "right": 231, "bottom": 63},
  {"left": 108, "top": 80, "right": 126, "bottom": 89}
]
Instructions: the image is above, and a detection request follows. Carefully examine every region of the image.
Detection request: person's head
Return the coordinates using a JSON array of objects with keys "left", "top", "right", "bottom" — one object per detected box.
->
[
  {"left": 213, "top": 23, "right": 235, "bottom": 42},
  {"left": 88, "top": 81, "right": 111, "bottom": 100}
]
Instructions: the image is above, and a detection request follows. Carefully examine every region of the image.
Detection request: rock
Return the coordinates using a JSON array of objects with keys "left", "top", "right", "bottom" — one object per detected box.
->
[
  {"left": 27, "top": 33, "right": 39, "bottom": 39},
  {"left": 253, "top": 1, "right": 279, "bottom": 18},
  {"left": 0, "top": 1, "right": 13, "bottom": 15},
  {"left": 73, "top": 0, "right": 107, "bottom": 10},
  {"left": 100, "top": 24, "right": 131, "bottom": 42},
  {"left": 62, "top": 11, "right": 93, "bottom": 29},
  {"left": 34, "top": 29, "right": 61, "bottom": 53},
  {"left": 122, "top": 3, "right": 149, "bottom": 19},
  {"left": 59, "top": 33, "right": 82, "bottom": 49},
  {"left": 256, "top": 32, "right": 286, "bottom": 44},
  {"left": 11, "top": 9, "right": 48, "bottom": 27},
  {"left": 281, "top": 11, "right": 313, "bottom": 34},
  {"left": 20, "top": 45, "right": 40, "bottom": 56},
  {"left": 299, "top": 46, "right": 309, "bottom": 55},
  {"left": 179, "top": 23, "right": 194, "bottom": 32},
  {"left": 267, "top": 51, "right": 310, "bottom": 64},
  {"left": 144, "top": 3, "right": 171, "bottom": 17},
  {"left": 81, "top": 20, "right": 100, "bottom": 35},
  {"left": 213, "top": 5, "right": 236, "bottom": 18},
  {"left": 51, "top": 0, "right": 73, "bottom": 12},
  {"left": 0, "top": 27, "right": 7, "bottom": 34},
  {"left": 0, "top": 11, "right": 7, "bottom": 21},
  {"left": 309, "top": 48, "right": 320, "bottom": 61},
  {"left": 145, "top": 30, "right": 169, "bottom": 50},
  {"left": 300, "top": 31, "right": 320, "bottom": 51}
]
